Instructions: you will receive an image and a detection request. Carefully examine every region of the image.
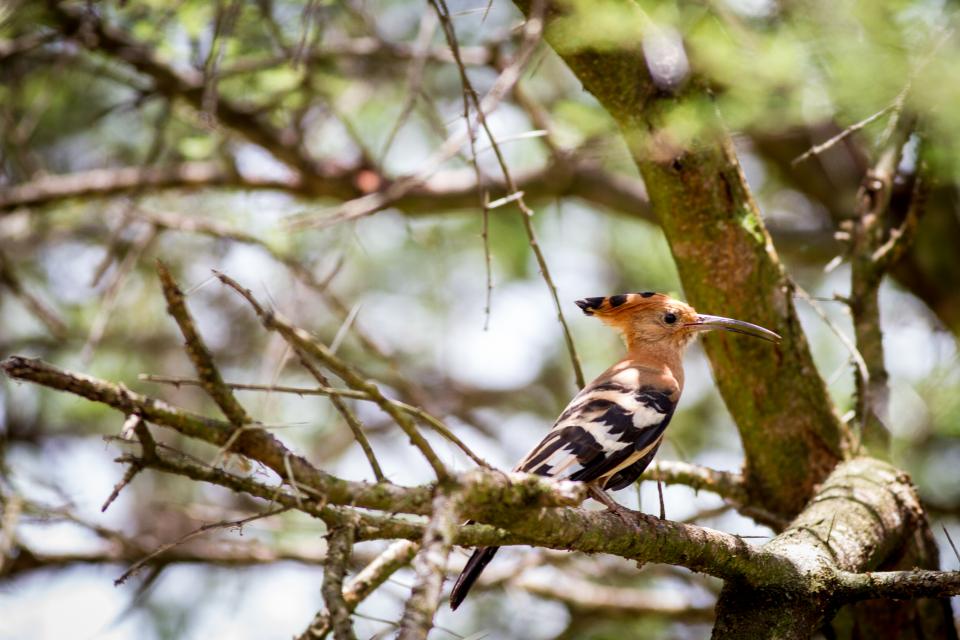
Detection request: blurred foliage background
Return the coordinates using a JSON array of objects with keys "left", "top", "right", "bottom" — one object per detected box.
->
[{"left": 0, "top": 0, "right": 959, "bottom": 638}]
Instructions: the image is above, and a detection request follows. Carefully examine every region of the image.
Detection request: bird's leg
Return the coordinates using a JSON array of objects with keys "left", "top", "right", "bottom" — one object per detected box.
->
[
  {"left": 587, "top": 483, "right": 638, "bottom": 529},
  {"left": 657, "top": 479, "right": 666, "bottom": 520}
]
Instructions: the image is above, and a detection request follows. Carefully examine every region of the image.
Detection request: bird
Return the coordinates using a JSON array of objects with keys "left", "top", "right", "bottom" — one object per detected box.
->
[{"left": 448, "top": 291, "right": 780, "bottom": 610}]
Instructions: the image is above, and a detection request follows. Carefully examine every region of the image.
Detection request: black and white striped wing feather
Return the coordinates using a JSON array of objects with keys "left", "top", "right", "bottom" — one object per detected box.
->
[{"left": 515, "top": 367, "right": 676, "bottom": 489}]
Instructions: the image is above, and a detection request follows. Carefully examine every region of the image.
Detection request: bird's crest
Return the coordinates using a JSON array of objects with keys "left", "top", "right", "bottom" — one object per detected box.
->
[{"left": 575, "top": 291, "right": 665, "bottom": 316}]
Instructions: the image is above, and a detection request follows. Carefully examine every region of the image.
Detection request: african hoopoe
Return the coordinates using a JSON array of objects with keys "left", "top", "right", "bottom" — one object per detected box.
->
[{"left": 449, "top": 291, "right": 780, "bottom": 610}]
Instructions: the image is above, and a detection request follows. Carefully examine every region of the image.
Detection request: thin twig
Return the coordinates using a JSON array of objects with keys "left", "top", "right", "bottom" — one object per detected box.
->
[
  {"left": 293, "top": 350, "right": 386, "bottom": 482},
  {"left": 379, "top": 11, "right": 438, "bottom": 162},
  {"left": 0, "top": 249, "right": 68, "bottom": 338},
  {"left": 943, "top": 526, "right": 960, "bottom": 565},
  {"left": 0, "top": 494, "right": 23, "bottom": 576},
  {"left": 201, "top": 0, "right": 242, "bottom": 122},
  {"left": 791, "top": 104, "right": 897, "bottom": 167},
  {"left": 139, "top": 374, "right": 490, "bottom": 468},
  {"left": 141, "top": 375, "right": 371, "bottom": 400},
  {"left": 793, "top": 282, "right": 869, "bottom": 387},
  {"left": 481, "top": 191, "right": 494, "bottom": 330},
  {"left": 872, "top": 164, "right": 927, "bottom": 269},
  {"left": 100, "top": 415, "right": 152, "bottom": 512},
  {"left": 283, "top": 2, "right": 550, "bottom": 231},
  {"left": 82, "top": 224, "right": 159, "bottom": 362},
  {"left": 430, "top": 0, "right": 585, "bottom": 389},
  {"left": 114, "top": 507, "right": 289, "bottom": 585},
  {"left": 657, "top": 480, "right": 666, "bottom": 520},
  {"left": 212, "top": 270, "right": 450, "bottom": 479}
]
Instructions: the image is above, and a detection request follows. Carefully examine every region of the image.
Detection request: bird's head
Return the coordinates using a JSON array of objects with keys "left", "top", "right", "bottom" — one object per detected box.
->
[{"left": 575, "top": 291, "right": 781, "bottom": 351}]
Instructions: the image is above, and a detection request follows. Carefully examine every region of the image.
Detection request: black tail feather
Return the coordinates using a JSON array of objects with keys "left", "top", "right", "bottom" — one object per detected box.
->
[{"left": 449, "top": 546, "right": 500, "bottom": 610}]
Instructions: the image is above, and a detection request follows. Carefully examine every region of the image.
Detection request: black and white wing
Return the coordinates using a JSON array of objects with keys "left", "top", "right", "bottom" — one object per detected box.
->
[{"left": 515, "top": 366, "right": 677, "bottom": 489}]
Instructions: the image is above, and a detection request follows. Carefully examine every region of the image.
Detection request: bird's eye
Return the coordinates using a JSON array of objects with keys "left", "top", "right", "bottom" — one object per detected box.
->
[{"left": 664, "top": 312, "right": 678, "bottom": 325}]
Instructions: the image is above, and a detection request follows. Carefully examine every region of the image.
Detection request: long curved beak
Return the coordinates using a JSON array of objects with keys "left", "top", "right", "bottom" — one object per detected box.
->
[{"left": 687, "top": 314, "right": 782, "bottom": 343}]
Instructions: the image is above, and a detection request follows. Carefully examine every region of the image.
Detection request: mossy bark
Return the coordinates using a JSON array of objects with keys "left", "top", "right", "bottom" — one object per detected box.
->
[{"left": 712, "top": 458, "right": 957, "bottom": 640}]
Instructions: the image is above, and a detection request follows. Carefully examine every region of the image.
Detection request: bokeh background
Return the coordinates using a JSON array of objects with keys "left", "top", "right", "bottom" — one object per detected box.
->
[{"left": 1, "top": 0, "right": 959, "bottom": 638}]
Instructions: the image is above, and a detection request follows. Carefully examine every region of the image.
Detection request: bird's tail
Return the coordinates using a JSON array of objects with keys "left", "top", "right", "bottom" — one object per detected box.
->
[{"left": 449, "top": 546, "right": 500, "bottom": 610}]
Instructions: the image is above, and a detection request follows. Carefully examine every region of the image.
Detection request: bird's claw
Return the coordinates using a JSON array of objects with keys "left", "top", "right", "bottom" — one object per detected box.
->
[{"left": 588, "top": 484, "right": 641, "bottom": 531}]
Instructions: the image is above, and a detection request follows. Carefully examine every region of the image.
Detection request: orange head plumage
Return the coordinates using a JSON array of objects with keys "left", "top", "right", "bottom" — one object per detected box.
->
[{"left": 575, "top": 291, "right": 780, "bottom": 351}]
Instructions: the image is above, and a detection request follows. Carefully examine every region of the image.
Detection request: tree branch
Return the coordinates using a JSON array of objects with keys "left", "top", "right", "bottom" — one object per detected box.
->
[
  {"left": 0, "top": 162, "right": 299, "bottom": 211},
  {"left": 836, "top": 569, "right": 960, "bottom": 602},
  {"left": 212, "top": 271, "right": 453, "bottom": 478},
  {"left": 846, "top": 126, "right": 925, "bottom": 454},
  {"left": 0, "top": 159, "right": 652, "bottom": 223},
  {"left": 511, "top": 0, "right": 849, "bottom": 519},
  {"left": 156, "top": 261, "right": 253, "bottom": 429},
  {"left": 127, "top": 439, "right": 773, "bottom": 585},
  {"left": 322, "top": 523, "right": 359, "bottom": 640},
  {"left": 642, "top": 461, "right": 747, "bottom": 504},
  {"left": 113, "top": 506, "right": 288, "bottom": 586},
  {"left": 515, "top": 573, "right": 715, "bottom": 621},
  {"left": 298, "top": 540, "right": 419, "bottom": 640},
  {"left": 397, "top": 493, "right": 459, "bottom": 640},
  {"left": 712, "top": 457, "right": 951, "bottom": 638},
  {"left": 1, "top": 355, "right": 431, "bottom": 514}
]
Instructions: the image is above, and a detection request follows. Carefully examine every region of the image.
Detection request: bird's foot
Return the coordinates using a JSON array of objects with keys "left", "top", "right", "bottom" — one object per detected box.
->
[{"left": 588, "top": 485, "right": 640, "bottom": 530}]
